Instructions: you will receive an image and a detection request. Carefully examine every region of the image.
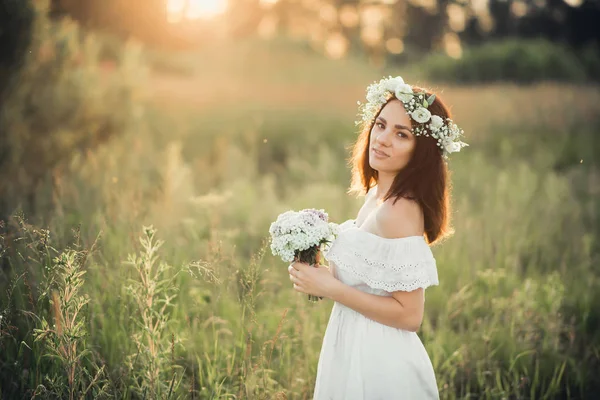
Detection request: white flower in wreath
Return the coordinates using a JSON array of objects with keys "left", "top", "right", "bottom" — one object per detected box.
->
[
  {"left": 394, "top": 83, "right": 414, "bottom": 102},
  {"left": 410, "top": 107, "right": 432, "bottom": 124},
  {"left": 366, "top": 86, "right": 386, "bottom": 104},
  {"left": 429, "top": 115, "right": 444, "bottom": 131},
  {"left": 447, "top": 142, "right": 462, "bottom": 154},
  {"left": 441, "top": 138, "right": 461, "bottom": 154},
  {"left": 448, "top": 125, "right": 461, "bottom": 140},
  {"left": 384, "top": 76, "right": 405, "bottom": 92}
]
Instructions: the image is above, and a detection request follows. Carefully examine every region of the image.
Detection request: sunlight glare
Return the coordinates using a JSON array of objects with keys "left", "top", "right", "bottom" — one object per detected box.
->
[
  {"left": 260, "top": 0, "right": 279, "bottom": 7},
  {"left": 167, "top": 0, "right": 228, "bottom": 22}
]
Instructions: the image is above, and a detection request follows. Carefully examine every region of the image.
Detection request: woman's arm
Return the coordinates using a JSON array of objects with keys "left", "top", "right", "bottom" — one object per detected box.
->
[
  {"left": 289, "top": 262, "right": 425, "bottom": 331},
  {"left": 330, "top": 282, "right": 424, "bottom": 331}
]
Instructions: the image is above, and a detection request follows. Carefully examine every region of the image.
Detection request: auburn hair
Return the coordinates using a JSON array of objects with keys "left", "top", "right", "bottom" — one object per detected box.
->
[{"left": 349, "top": 87, "right": 453, "bottom": 244}]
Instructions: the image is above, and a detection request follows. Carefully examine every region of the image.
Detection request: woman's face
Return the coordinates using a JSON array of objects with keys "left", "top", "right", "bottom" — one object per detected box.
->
[{"left": 369, "top": 99, "right": 416, "bottom": 174}]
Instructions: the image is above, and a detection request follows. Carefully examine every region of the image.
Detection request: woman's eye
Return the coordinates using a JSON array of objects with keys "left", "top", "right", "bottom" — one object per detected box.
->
[
  {"left": 376, "top": 122, "right": 385, "bottom": 129},
  {"left": 397, "top": 132, "right": 407, "bottom": 138}
]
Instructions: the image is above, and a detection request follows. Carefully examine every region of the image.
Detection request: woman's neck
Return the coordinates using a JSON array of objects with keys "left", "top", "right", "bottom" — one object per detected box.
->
[{"left": 374, "top": 172, "right": 395, "bottom": 202}]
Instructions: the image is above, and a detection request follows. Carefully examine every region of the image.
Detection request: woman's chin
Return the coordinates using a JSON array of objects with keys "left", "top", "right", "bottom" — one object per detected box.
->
[
  {"left": 369, "top": 157, "right": 384, "bottom": 171},
  {"left": 369, "top": 158, "right": 404, "bottom": 175}
]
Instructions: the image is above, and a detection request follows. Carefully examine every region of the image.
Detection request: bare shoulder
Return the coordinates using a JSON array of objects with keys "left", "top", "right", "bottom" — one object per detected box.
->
[{"left": 375, "top": 197, "right": 424, "bottom": 239}]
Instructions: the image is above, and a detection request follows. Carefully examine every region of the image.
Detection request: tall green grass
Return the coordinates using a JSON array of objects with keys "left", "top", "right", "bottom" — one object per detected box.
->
[{"left": 1, "top": 42, "right": 599, "bottom": 398}]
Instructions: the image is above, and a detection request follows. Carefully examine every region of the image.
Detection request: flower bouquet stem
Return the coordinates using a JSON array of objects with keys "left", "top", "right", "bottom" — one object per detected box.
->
[{"left": 295, "top": 245, "right": 324, "bottom": 303}]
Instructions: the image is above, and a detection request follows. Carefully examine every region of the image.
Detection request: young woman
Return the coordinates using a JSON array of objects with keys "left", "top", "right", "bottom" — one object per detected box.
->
[{"left": 287, "top": 76, "right": 467, "bottom": 399}]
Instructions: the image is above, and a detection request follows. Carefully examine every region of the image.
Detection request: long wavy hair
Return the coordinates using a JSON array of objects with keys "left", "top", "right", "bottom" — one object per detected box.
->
[{"left": 349, "top": 87, "right": 454, "bottom": 244}]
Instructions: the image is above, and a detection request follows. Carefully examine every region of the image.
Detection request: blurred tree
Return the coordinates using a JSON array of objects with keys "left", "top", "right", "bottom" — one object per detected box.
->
[
  {"left": 405, "top": 0, "right": 450, "bottom": 52},
  {"left": 488, "top": 0, "right": 515, "bottom": 38},
  {"left": 5, "top": 0, "right": 600, "bottom": 82},
  {"left": 462, "top": 0, "right": 600, "bottom": 51},
  {"left": 226, "top": 0, "right": 265, "bottom": 38},
  {"left": 36, "top": 0, "right": 600, "bottom": 63},
  {"left": 387, "top": 0, "right": 408, "bottom": 58},
  {"left": 0, "top": 0, "right": 146, "bottom": 219},
  {"left": 0, "top": 0, "right": 34, "bottom": 96},
  {"left": 50, "top": 0, "right": 196, "bottom": 48}
]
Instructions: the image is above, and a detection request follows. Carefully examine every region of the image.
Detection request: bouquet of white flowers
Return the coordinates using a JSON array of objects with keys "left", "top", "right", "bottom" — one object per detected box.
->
[{"left": 269, "top": 208, "right": 339, "bottom": 302}]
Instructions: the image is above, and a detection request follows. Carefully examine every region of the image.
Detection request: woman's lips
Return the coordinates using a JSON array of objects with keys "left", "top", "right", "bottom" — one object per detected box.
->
[{"left": 372, "top": 148, "right": 389, "bottom": 158}]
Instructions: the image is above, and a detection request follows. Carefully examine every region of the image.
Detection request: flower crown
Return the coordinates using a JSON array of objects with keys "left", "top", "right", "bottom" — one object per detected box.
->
[{"left": 357, "top": 76, "right": 468, "bottom": 158}]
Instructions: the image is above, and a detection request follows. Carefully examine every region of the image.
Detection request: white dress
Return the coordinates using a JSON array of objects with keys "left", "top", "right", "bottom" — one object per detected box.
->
[{"left": 313, "top": 219, "right": 440, "bottom": 400}]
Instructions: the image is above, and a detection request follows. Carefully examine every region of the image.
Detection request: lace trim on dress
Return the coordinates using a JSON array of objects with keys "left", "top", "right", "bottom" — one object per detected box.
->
[{"left": 325, "top": 220, "right": 439, "bottom": 292}]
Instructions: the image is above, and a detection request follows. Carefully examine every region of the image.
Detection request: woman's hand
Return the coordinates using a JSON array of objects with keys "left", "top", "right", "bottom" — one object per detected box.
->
[{"left": 288, "top": 262, "right": 341, "bottom": 299}]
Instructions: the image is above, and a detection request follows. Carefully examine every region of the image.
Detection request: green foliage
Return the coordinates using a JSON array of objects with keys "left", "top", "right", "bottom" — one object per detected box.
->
[
  {"left": 0, "top": 216, "right": 110, "bottom": 399},
  {"left": 423, "top": 39, "right": 594, "bottom": 84},
  {"left": 578, "top": 43, "right": 600, "bottom": 82},
  {"left": 3, "top": 89, "right": 599, "bottom": 397},
  {"left": 1, "top": 31, "right": 600, "bottom": 399},
  {"left": 0, "top": 0, "right": 147, "bottom": 217},
  {"left": 123, "top": 226, "right": 185, "bottom": 398}
]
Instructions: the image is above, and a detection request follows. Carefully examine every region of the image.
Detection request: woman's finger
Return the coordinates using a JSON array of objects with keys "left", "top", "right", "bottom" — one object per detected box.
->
[
  {"left": 293, "top": 283, "right": 305, "bottom": 293},
  {"left": 288, "top": 267, "right": 302, "bottom": 280},
  {"left": 292, "top": 261, "right": 309, "bottom": 271},
  {"left": 289, "top": 274, "right": 304, "bottom": 286},
  {"left": 290, "top": 267, "right": 303, "bottom": 278}
]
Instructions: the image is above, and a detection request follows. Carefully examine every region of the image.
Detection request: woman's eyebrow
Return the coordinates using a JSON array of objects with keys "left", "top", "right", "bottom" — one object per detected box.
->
[
  {"left": 378, "top": 117, "right": 411, "bottom": 131},
  {"left": 395, "top": 124, "right": 411, "bottom": 131}
]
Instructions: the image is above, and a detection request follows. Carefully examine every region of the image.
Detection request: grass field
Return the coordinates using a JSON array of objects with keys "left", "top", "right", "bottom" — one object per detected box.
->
[{"left": 1, "top": 38, "right": 600, "bottom": 399}]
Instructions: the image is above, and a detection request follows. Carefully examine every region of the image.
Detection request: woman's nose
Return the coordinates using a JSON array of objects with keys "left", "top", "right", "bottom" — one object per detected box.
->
[{"left": 375, "top": 129, "right": 392, "bottom": 146}]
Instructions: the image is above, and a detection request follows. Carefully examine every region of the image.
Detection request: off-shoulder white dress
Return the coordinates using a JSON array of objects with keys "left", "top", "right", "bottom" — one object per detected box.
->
[{"left": 313, "top": 219, "right": 440, "bottom": 400}]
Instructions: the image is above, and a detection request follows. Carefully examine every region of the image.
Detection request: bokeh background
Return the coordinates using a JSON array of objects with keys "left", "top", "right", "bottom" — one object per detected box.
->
[{"left": 1, "top": 0, "right": 599, "bottom": 398}]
